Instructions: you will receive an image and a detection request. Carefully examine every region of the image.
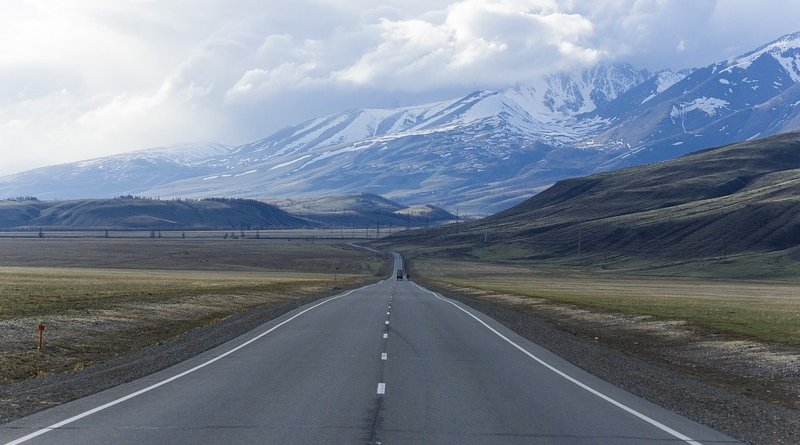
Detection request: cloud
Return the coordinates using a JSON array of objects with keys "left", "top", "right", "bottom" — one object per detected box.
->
[
  {"left": 226, "top": 0, "right": 600, "bottom": 98},
  {"left": 1, "top": 0, "right": 800, "bottom": 176}
]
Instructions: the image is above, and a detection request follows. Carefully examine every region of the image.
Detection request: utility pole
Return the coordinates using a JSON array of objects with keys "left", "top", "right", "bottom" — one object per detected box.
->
[{"left": 722, "top": 232, "right": 727, "bottom": 257}]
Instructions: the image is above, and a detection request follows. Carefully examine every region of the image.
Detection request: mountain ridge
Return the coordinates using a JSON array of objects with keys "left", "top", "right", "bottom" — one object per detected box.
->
[{"left": 2, "top": 32, "right": 800, "bottom": 214}]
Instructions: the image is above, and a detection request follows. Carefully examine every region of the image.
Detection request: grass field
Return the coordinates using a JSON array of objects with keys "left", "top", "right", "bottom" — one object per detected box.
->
[
  {"left": 0, "top": 237, "right": 384, "bottom": 272},
  {"left": 411, "top": 258, "right": 800, "bottom": 347},
  {"left": 0, "top": 238, "right": 387, "bottom": 384}
]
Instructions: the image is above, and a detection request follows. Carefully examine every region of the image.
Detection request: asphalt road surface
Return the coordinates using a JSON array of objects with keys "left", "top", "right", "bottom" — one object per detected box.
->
[{"left": 0, "top": 253, "right": 741, "bottom": 444}]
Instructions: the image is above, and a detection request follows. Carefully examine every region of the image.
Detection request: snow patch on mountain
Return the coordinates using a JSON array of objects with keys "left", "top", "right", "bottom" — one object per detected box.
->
[
  {"left": 76, "top": 143, "right": 232, "bottom": 168},
  {"left": 642, "top": 71, "right": 685, "bottom": 103},
  {"left": 671, "top": 97, "right": 730, "bottom": 118},
  {"left": 724, "top": 31, "right": 800, "bottom": 79},
  {"left": 532, "top": 64, "right": 651, "bottom": 114}
]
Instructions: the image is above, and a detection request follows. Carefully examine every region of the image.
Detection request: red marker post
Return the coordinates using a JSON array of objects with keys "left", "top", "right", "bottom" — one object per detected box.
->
[{"left": 38, "top": 323, "right": 45, "bottom": 350}]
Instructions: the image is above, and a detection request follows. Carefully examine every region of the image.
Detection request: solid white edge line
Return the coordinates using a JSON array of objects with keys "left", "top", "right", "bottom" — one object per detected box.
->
[
  {"left": 4, "top": 285, "right": 373, "bottom": 445},
  {"left": 414, "top": 283, "right": 703, "bottom": 445}
]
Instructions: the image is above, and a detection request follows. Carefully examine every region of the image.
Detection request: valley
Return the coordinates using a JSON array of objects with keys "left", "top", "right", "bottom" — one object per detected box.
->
[{"left": 9, "top": 1, "right": 800, "bottom": 443}]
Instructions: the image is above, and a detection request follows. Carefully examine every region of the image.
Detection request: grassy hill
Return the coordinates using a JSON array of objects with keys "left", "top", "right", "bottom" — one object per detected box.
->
[
  {"left": 0, "top": 197, "right": 313, "bottom": 230},
  {"left": 0, "top": 193, "right": 456, "bottom": 231},
  {"left": 388, "top": 131, "right": 800, "bottom": 274}
]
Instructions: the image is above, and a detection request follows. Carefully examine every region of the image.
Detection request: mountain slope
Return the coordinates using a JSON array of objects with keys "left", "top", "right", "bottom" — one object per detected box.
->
[
  {"left": 389, "top": 131, "right": 800, "bottom": 264},
  {"left": 0, "top": 143, "right": 233, "bottom": 200},
  {"left": 594, "top": 32, "right": 800, "bottom": 168}
]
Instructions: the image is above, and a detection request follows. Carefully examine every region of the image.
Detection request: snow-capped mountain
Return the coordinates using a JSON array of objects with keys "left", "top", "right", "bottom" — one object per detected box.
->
[
  {"left": 137, "top": 75, "right": 639, "bottom": 213},
  {"left": 0, "top": 143, "right": 232, "bottom": 199},
  {"left": 2, "top": 32, "right": 800, "bottom": 215},
  {"left": 593, "top": 31, "right": 800, "bottom": 167}
]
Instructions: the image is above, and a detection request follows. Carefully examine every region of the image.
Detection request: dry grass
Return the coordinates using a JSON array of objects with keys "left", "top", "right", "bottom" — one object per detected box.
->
[
  {"left": 0, "top": 237, "right": 384, "bottom": 273},
  {"left": 414, "top": 259, "right": 800, "bottom": 347},
  {"left": 0, "top": 238, "right": 386, "bottom": 384},
  {"left": 0, "top": 267, "right": 345, "bottom": 320}
]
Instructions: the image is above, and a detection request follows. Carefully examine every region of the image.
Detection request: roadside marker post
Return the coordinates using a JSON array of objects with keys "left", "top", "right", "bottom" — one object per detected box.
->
[{"left": 37, "top": 323, "right": 45, "bottom": 350}]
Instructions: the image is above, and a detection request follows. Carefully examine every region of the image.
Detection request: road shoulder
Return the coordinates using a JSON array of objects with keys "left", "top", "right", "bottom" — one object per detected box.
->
[{"left": 416, "top": 279, "right": 800, "bottom": 445}]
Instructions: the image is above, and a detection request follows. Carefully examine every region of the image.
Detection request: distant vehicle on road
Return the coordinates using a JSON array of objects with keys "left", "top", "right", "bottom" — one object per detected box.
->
[{"left": 397, "top": 269, "right": 404, "bottom": 280}]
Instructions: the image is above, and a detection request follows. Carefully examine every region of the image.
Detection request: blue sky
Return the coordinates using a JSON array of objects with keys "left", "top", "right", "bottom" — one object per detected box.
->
[{"left": 2, "top": 0, "right": 799, "bottom": 175}]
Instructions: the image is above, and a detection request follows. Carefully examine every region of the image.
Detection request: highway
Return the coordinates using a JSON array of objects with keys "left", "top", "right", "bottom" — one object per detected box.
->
[{"left": 0, "top": 253, "right": 740, "bottom": 444}]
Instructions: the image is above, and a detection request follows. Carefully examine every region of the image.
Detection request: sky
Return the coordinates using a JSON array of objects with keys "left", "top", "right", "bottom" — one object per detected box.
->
[{"left": 2, "top": 0, "right": 800, "bottom": 176}]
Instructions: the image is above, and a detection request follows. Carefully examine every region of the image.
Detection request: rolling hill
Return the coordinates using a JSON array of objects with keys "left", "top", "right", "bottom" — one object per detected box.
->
[
  {"left": 0, "top": 198, "right": 311, "bottom": 230},
  {"left": 388, "top": 131, "right": 800, "bottom": 267},
  {"left": 0, "top": 193, "right": 454, "bottom": 230}
]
